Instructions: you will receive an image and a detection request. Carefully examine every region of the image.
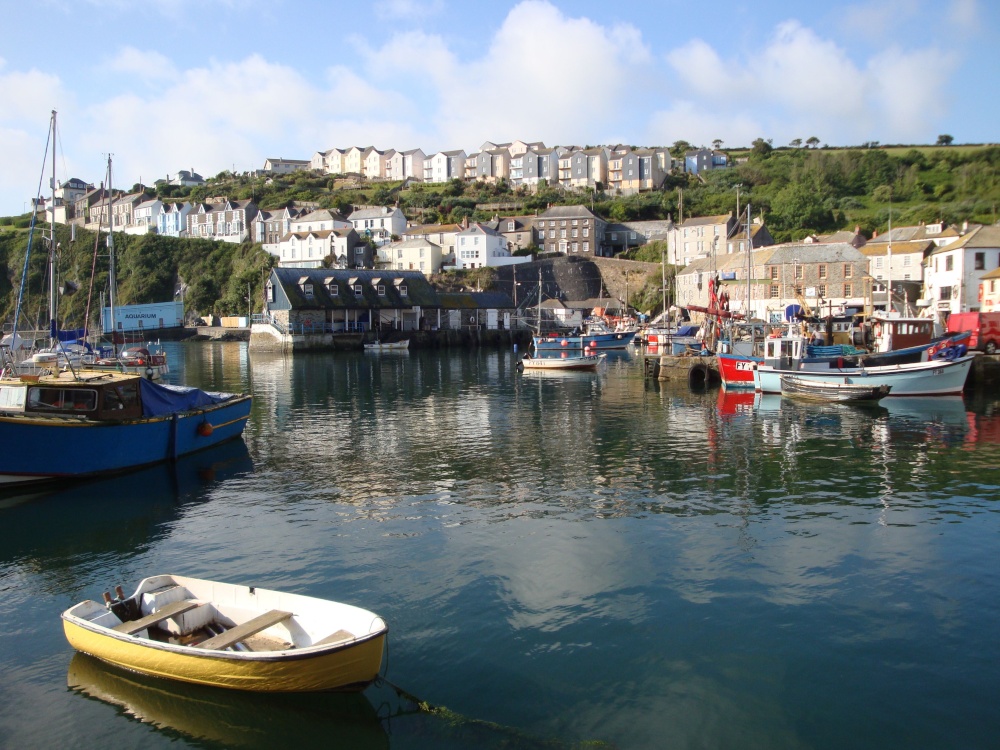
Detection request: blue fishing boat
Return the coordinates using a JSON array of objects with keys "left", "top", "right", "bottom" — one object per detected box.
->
[
  {"left": 533, "top": 320, "right": 636, "bottom": 351},
  {"left": 0, "top": 371, "right": 251, "bottom": 488}
]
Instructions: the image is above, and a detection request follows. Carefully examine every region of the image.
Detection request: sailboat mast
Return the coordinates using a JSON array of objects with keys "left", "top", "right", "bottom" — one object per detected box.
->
[
  {"left": 48, "top": 110, "right": 58, "bottom": 347},
  {"left": 886, "top": 193, "right": 893, "bottom": 315},
  {"left": 105, "top": 155, "right": 118, "bottom": 356}
]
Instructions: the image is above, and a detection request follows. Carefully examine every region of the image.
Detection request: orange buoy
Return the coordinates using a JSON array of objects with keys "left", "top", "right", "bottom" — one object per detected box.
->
[{"left": 197, "top": 422, "right": 214, "bottom": 437}]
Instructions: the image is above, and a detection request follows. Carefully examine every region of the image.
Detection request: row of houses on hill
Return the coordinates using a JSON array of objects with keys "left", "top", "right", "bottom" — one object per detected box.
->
[{"left": 291, "top": 141, "right": 727, "bottom": 195}]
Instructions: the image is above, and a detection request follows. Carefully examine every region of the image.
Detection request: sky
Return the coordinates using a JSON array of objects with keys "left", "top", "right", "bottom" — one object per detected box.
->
[{"left": 1, "top": 0, "right": 996, "bottom": 217}]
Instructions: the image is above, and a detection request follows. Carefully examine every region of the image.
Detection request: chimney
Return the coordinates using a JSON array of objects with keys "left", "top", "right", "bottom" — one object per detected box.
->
[{"left": 854, "top": 225, "right": 860, "bottom": 234}]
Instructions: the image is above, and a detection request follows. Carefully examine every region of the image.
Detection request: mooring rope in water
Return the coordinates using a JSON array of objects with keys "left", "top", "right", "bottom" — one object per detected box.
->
[{"left": 372, "top": 674, "right": 615, "bottom": 748}]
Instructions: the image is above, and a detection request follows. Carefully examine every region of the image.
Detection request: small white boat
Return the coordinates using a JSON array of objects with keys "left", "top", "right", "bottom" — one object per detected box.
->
[
  {"left": 363, "top": 339, "right": 409, "bottom": 351},
  {"left": 780, "top": 375, "right": 891, "bottom": 402},
  {"left": 517, "top": 352, "right": 606, "bottom": 371},
  {"left": 62, "top": 574, "right": 387, "bottom": 692}
]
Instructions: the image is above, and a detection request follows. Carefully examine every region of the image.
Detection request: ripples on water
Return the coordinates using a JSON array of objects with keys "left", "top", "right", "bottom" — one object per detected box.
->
[{"left": 1, "top": 343, "right": 999, "bottom": 749}]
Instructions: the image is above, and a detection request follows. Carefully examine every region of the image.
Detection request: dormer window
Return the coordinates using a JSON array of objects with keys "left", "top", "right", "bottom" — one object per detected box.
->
[
  {"left": 354, "top": 284, "right": 363, "bottom": 296},
  {"left": 265, "top": 281, "right": 275, "bottom": 302},
  {"left": 400, "top": 285, "right": 408, "bottom": 297}
]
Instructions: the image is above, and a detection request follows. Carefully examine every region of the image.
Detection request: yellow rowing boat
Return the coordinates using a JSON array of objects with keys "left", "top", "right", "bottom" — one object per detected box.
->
[{"left": 62, "top": 574, "right": 387, "bottom": 692}]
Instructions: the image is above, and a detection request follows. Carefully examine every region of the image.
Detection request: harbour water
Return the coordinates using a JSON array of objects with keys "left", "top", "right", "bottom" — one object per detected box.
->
[{"left": 1, "top": 342, "right": 999, "bottom": 749}]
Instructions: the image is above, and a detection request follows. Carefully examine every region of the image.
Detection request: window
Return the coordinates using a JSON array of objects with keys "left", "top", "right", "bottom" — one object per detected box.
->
[
  {"left": 561, "top": 230, "right": 567, "bottom": 239},
  {"left": 844, "top": 264, "right": 853, "bottom": 278},
  {"left": 946, "top": 256, "right": 954, "bottom": 272},
  {"left": 354, "top": 284, "right": 363, "bottom": 296},
  {"left": 302, "top": 283, "right": 314, "bottom": 299},
  {"left": 266, "top": 282, "right": 275, "bottom": 302},
  {"left": 507, "top": 222, "right": 515, "bottom": 231},
  {"left": 769, "top": 266, "right": 779, "bottom": 280},
  {"left": 818, "top": 264, "right": 827, "bottom": 279},
  {"left": 583, "top": 242, "right": 589, "bottom": 253},
  {"left": 939, "top": 286, "right": 951, "bottom": 300},
  {"left": 355, "top": 246, "right": 364, "bottom": 254},
  {"left": 975, "top": 252, "right": 985, "bottom": 270},
  {"left": 399, "top": 285, "right": 408, "bottom": 297},
  {"left": 377, "top": 285, "right": 385, "bottom": 296},
  {"left": 844, "top": 283, "right": 852, "bottom": 297},
  {"left": 875, "top": 257, "right": 883, "bottom": 269},
  {"left": 583, "top": 227, "right": 589, "bottom": 237},
  {"left": 817, "top": 284, "right": 827, "bottom": 298},
  {"left": 795, "top": 265, "right": 803, "bottom": 279},
  {"left": 903, "top": 256, "right": 911, "bottom": 267},
  {"left": 329, "top": 284, "right": 339, "bottom": 296},
  {"left": 770, "top": 284, "right": 780, "bottom": 298}
]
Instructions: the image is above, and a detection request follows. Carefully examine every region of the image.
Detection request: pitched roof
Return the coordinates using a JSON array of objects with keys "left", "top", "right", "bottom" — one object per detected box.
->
[
  {"left": 680, "top": 213, "right": 731, "bottom": 227},
  {"left": 536, "top": 205, "right": 603, "bottom": 221},
  {"left": 271, "top": 267, "right": 439, "bottom": 309}
]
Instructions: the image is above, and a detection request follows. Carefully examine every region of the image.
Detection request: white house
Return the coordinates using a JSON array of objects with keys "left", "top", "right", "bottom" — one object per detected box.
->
[
  {"left": 923, "top": 224, "right": 1000, "bottom": 320},
  {"left": 126, "top": 198, "right": 164, "bottom": 235},
  {"left": 348, "top": 206, "right": 406, "bottom": 245},
  {"left": 157, "top": 202, "right": 193, "bottom": 238},
  {"left": 384, "top": 237, "right": 444, "bottom": 274},
  {"left": 453, "top": 223, "right": 527, "bottom": 269}
]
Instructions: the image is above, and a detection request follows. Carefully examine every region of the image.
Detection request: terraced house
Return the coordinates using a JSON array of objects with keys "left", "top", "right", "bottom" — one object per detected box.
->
[{"left": 187, "top": 198, "right": 258, "bottom": 243}]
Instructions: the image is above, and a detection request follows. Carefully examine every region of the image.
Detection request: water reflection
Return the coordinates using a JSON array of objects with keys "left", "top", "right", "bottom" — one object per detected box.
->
[
  {"left": 67, "top": 653, "right": 387, "bottom": 749},
  {"left": 0, "top": 439, "right": 253, "bottom": 575}
]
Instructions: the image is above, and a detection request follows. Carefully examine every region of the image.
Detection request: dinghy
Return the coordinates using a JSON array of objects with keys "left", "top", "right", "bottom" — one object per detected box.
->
[{"left": 62, "top": 574, "right": 387, "bottom": 692}]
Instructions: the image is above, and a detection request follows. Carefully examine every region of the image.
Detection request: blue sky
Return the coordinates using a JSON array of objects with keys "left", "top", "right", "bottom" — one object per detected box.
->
[{"left": 1, "top": 0, "right": 995, "bottom": 216}]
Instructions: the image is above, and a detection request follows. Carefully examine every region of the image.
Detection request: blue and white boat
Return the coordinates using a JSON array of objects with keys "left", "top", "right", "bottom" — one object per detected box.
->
[
  {"left": 753, "top": 353, "right": 974, "bottom": 397},
  {"left": 533, "top": 320, "right": 636, "bottom": 351},
  {"left": 0, "top": 371, "right": 251, "bottom": 488}
]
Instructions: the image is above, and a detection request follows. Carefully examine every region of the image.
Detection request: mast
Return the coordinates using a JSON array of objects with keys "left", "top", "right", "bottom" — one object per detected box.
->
[
  {"left": 886, "top": 192, "right": 893, "bottom": 315},
  {"left": 746, "top": 201, "right": 752, "bottom": 324},
  {"left": 104, "top": 155, "right": 118, "bottom": 356},
  {"left": 48, "top": 110, "right": 58, "bottom": 347}
]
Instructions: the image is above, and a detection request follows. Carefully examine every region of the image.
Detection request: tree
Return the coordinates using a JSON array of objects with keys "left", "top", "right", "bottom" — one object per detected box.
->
[
  {"left": 670, "top": 140, "right": 692, "bottom": 158},
  {"left": 750, "top": 138, "right": 773, "bottom": 159},
  {"left": 790, "top": 138, "right": 802, "bottom": 148},
  {"left": 712, "top": 139, "right": 723, "bottom": 150},
  {"left": 806, "top": 136, "right": 820, "bottom": 148},
  {"left": 936, "top": 134, "right": 954, "bottom": 146}
]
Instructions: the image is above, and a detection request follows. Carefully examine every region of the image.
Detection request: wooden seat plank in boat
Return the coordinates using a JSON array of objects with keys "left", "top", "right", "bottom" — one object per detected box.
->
[
  {"left": 113, "top": 599, "right": 202, "bottom": 635},
  {"left": 312, "top": 629, "right": 355, "bottom": 647},
  {"left": 197, "top": 610, "right": 292, "bottom": 651}
]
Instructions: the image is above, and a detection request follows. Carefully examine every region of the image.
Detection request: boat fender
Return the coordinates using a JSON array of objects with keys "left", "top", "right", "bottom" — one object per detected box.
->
[
  {"left": 561, "top": 340, "right": 568, "bottom": 347},
  {"left": 197, "top": 421, "right": 214, "bottom": 437},
  {"left": 145, "top": 367, "right": 154, "bottom": 379}
]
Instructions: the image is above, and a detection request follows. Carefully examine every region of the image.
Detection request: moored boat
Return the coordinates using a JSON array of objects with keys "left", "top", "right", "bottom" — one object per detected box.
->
[
  {"left": 780, "top": 375, "right": 891, "bottom": 402},
  {"left": 62, "top": 574, "right": 387, "bottom": 692},
  {"left": 0, "top": 370, "right": 251, "bottom": 487},
  {"left": 533, "top": 320, "right": 636, "bottom": 351},
  {"left": 755, "top": 354, "right": 974, "bottom": 397},
  {"left": 363, "top": 339, "right": 409, "bottom": 351},
  {"left": 517, "top": 352, "right": 606, "bottom": 371}
]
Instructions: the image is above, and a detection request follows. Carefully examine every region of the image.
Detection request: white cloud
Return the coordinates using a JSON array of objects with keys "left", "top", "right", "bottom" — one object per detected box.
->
[
  {"left": 948, "top": 0, "right": 980, "bottom": 31},
  {"left": 435, "top": 0, "right": 652, "bottom": 148},
  {"left": 373, "top": 0, "right": 444, "bottom": 21},
  {"left": 659, "top": 18, "right": 956, "bottom": 146},
  {"left": 102, "top": 47, "right": 178, "bottom": 82}
]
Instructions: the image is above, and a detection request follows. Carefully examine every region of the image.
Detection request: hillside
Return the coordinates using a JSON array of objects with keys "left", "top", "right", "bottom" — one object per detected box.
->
[{"left": 2, "top": 142, "right": 997, "bottom": 326}]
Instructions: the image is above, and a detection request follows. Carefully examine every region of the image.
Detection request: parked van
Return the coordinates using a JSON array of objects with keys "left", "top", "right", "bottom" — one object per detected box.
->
[{"left": 947, "top": 312, "right": 1000, "bottom": 354}]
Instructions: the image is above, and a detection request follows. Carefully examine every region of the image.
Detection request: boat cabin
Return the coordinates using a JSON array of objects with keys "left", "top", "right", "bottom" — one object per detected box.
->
[
  {"left": 0, "top": 372, "right": 144, "bottom": 421},
  {"left": 871, "top": 315, "right": 934, "bottom": 353},
  {"left": 763, "top": 332, "right": 805, "bottom": 370}
]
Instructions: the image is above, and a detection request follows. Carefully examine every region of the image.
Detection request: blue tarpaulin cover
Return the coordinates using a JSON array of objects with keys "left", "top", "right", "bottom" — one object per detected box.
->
[
  {"left": 140, "top": 378, "right": 227, "bottom": 417},
  {"left": 676, "top": 325, "right": 700, "bottom": 337}
]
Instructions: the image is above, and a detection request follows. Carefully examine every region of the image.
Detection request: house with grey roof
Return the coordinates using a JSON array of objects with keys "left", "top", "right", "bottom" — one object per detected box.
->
[
  {"left": 347, "top": 205, "right": 406, "bottom": 245},
  {"left": 263, "top": 158, "right": 311, "bottom": 174},
  {"left": 158, "top": 202, "right": 193, "bottom": 238},
  {"left": 263, "top": 267, "right": 440, "bottom": 334},
  {"left": 534, "top": 205, "right": 608, "bottom": 257}
]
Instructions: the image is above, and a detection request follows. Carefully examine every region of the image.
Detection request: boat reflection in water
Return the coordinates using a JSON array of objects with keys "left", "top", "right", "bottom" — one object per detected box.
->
[
  {"left": 67, "top": 652, "right": 388, "bottom": 749},
  {"left": 0, "top": 439, "right": 253, "bottom": 566}
]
